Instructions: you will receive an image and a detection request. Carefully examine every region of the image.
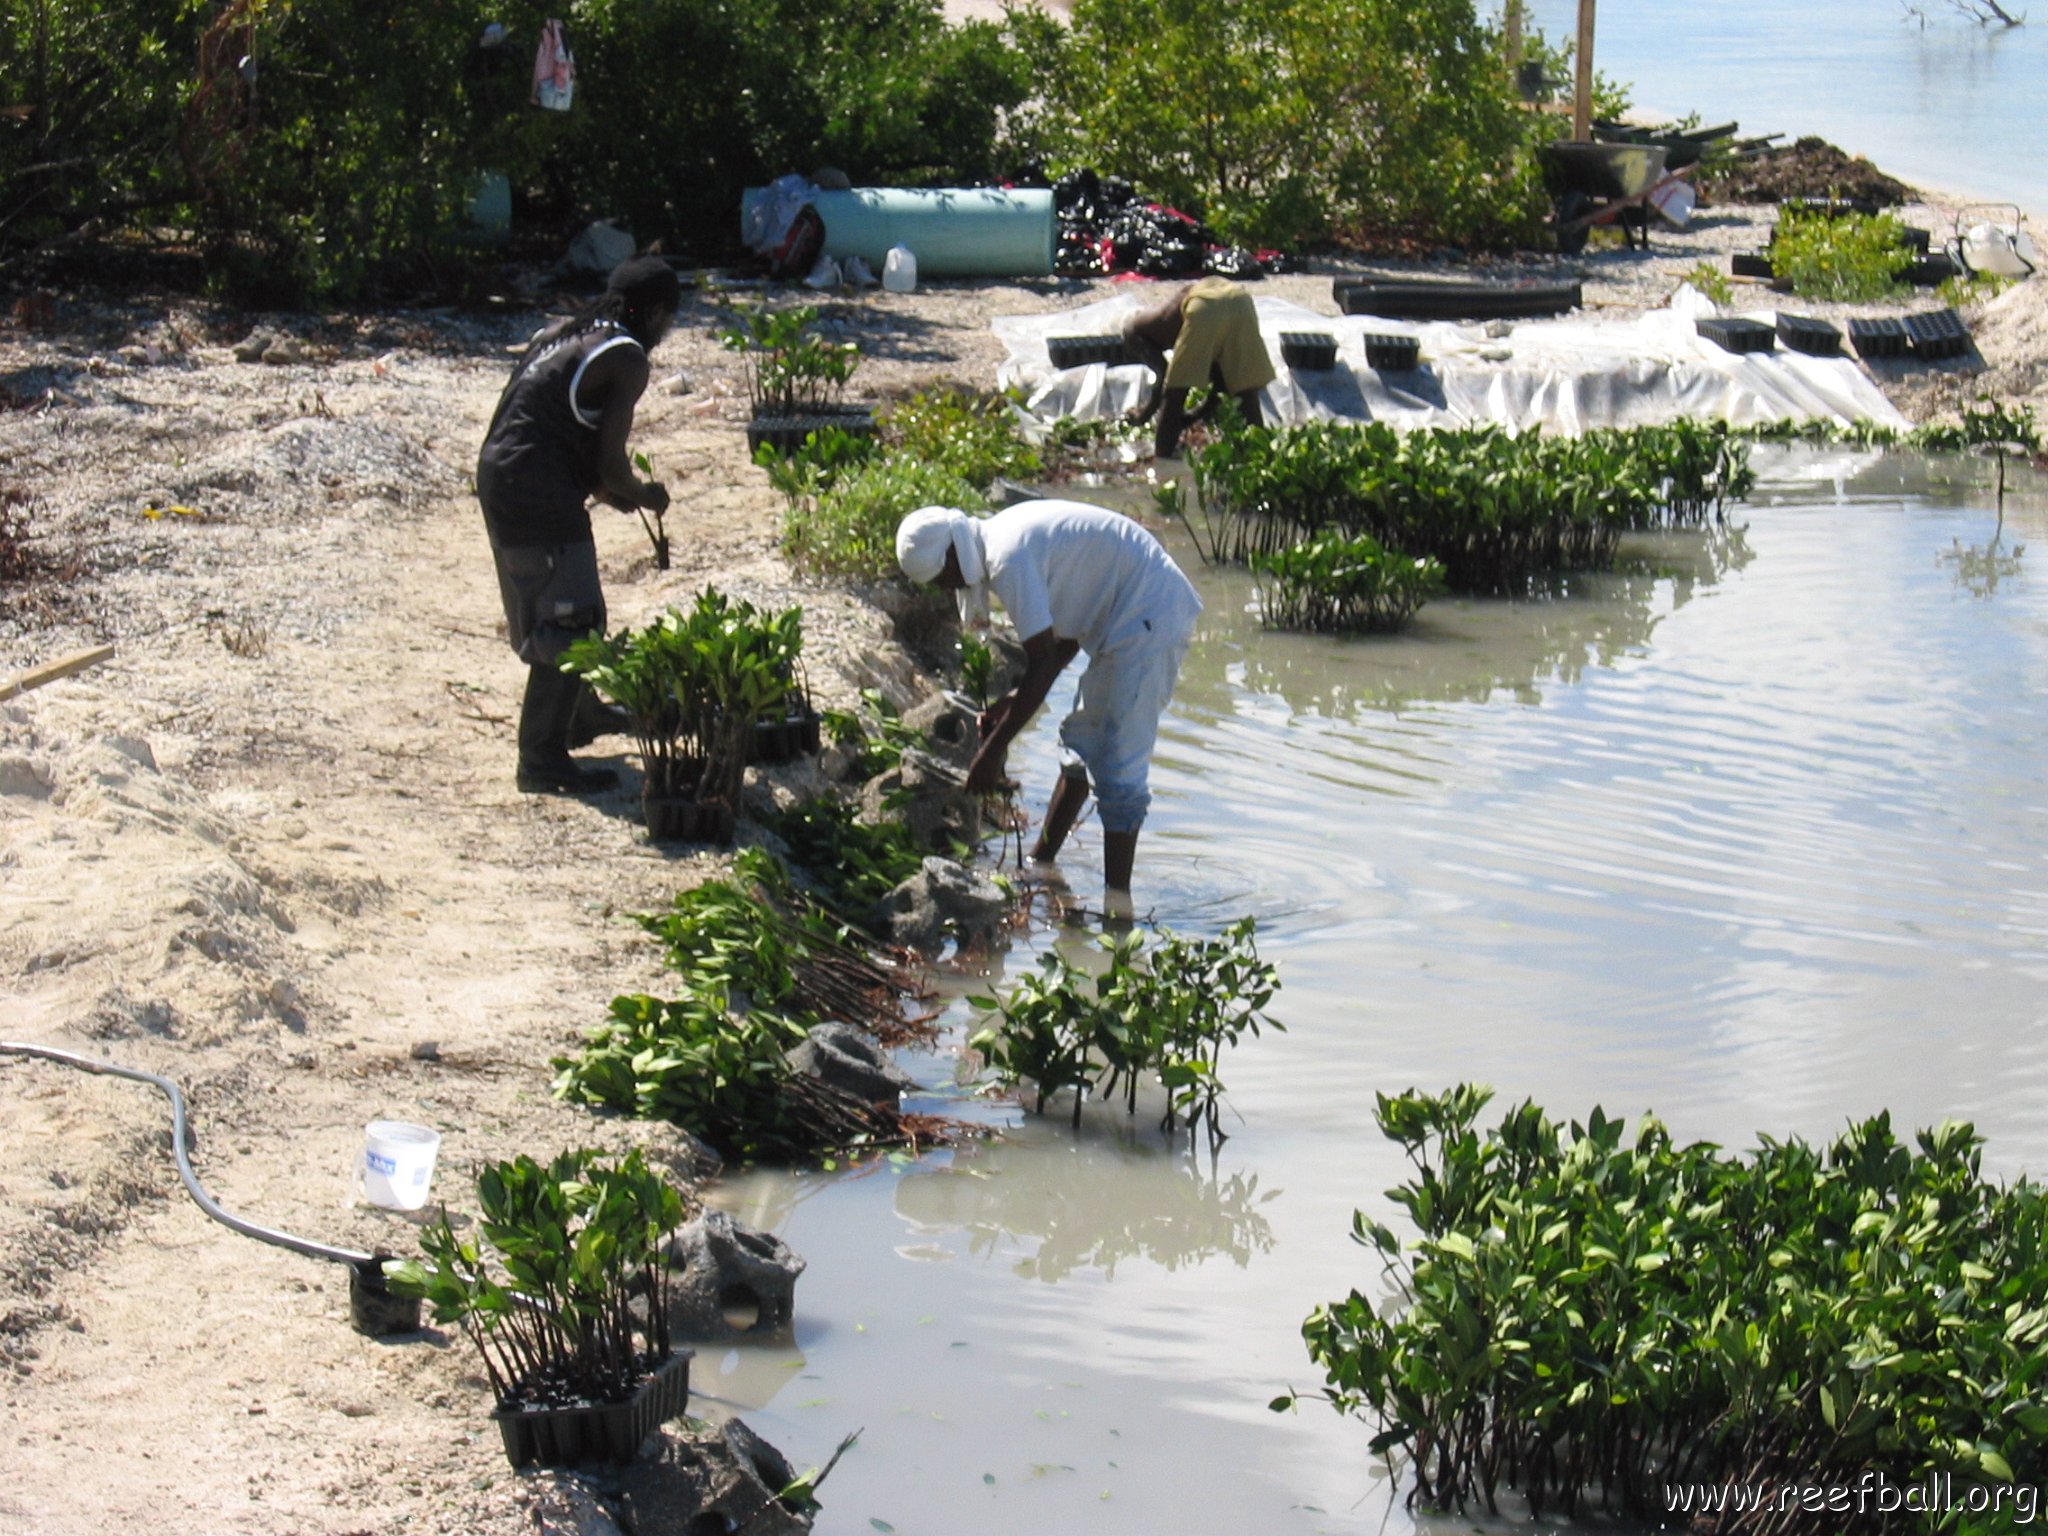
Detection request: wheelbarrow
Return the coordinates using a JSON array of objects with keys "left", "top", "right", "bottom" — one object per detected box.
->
[{"left": 1540, "top": 141, "right": 1687, "bottom": 255}]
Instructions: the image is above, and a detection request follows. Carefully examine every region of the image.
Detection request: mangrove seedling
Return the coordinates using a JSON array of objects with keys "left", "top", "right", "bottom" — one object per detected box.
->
[
  {"left": 385, "top": 1149, "right": 684, "bottom": 1412},
  {"left": 632, "top": 450, "right": 669, "bottom": 569}
]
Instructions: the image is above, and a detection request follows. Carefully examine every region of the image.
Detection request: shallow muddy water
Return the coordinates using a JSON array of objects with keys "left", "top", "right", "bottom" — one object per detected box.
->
[{"left": 707, "top": 447, "right": 2048, "bottom": 1534}]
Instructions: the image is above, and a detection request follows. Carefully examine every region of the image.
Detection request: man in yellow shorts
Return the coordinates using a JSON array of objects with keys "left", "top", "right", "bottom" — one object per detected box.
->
[{"left": 1122, "top": 276, "right": 1276, "bottom": 458}]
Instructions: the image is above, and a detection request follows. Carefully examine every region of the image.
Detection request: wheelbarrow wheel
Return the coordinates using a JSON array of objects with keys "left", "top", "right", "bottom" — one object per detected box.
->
[{"left": 1554, "top": 192, "right": 1592, "bottom": 256}]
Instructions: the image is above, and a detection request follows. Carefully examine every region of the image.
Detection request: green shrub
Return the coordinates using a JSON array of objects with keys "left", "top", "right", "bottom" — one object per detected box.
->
[
  {"left": 718, "top": 303, "right": 862, "bottom": 417},
  {"left": 1251, "top": 532, "right": 1445, "bottom": 633},
  {"left": 1024, "top": 0, "right": 1545, "bottom": 249},
  {"left": 1770, "top": 206, "right": 1913, "bottom": 302},
  {"left": 880, "top": 388, "right": 1040, "bottom": 490},
  {"left": 1283, "top": 1086, "right": 2048, "bottom": 1527},
  {"left": 781, "top": 456, "right": 984, "bottom": 578},
  {"left": 969, "top": 918, "right": 1282, "bottom": 1143}
]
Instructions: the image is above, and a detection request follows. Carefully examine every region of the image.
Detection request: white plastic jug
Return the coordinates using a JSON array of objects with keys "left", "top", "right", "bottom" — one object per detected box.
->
[
  {"left": 359, "top": 1120, "right": 441, "bottom": 1211},
  {"left": 882, "top": 244, "right": 918, "bottom": 293}
]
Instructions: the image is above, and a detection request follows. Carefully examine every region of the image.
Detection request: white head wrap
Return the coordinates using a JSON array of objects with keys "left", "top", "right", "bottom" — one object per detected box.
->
[{"left": 895, "top": 506, "right": 986, "bottom": 586}]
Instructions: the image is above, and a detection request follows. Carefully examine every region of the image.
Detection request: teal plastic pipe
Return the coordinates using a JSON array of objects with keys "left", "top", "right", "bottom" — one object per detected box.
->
[{"left": 739, "top": 187, "right": 1055, "bottom": 277}]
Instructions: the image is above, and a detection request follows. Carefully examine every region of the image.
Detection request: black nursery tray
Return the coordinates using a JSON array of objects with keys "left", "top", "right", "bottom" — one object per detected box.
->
[
  {"left": 1362, "top": 333, "right": 1421, "bottom": 371},
  {"left": 1731, "top": 251, "right": 1776, "bottom": 280},
  {"left": 1696, "top": 317, "right": 1776, "bottom": 355},
  {"left": 494, "top": 1350, "right": 693, "bottom": 1470},
  {"left": 746, "top": 407, "right": 877, "bottom": 457},
  {"left": 1848, "top": 316, "right": 1910, "bottom": 359},
  {"left": 1280, "top": 332, "right": 1338, "bottom": 370},
  {"left": 1775, "top": 313, "right": 1842, "bottom": 357},
  {"left": 1045, "top": 335, "right": 1135, "bottom": 371},
  {"left": 1904, "top": 307, "right": 1971, "bottom": 361},
  {"left": 1904, "top": 253, "right": 1962, "bottom": 287},
  {"left": 751, "top": 706, "right": 823, "bottom": 765}
]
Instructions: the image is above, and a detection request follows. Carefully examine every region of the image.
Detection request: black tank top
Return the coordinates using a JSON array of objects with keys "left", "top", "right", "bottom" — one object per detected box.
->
[{"left": 476, "top": 319, "right": 642, "bottom": 546}]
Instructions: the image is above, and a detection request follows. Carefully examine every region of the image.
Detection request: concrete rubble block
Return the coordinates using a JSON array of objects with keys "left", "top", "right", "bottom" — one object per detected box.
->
[
  {"left": 526, "top": 1474, "right": 627, "bottom": 1536},
  {"left": 871, "top": 855, "right": 1010, "bottom": 954},
  {"left": 898, "top": 692, "right": 978, "bottom": 769},
  {"left": 619, "top": 1419, "right": 812, "bottom": 1536},
  {"left": 786, "top": 1021, "right": 915, "bottom": 1105},
  {"left": 664, "top": 1210, "right": 804, "bottom": 1340},
  {"left": 857, "top": 747, "right": 980, "bottom": 852}
]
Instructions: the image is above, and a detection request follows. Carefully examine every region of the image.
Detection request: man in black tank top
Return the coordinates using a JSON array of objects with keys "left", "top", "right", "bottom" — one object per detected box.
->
[{"left": 477, "top": 256, "right": 678, "bottom": 793}]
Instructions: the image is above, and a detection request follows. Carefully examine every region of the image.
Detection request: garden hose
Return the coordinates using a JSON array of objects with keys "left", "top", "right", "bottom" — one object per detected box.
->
[{"left": 0, "top": 1041, "right": 419, "bottom": 1335}]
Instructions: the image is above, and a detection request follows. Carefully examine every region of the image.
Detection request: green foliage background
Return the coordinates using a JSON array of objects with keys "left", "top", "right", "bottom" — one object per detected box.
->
[{"left": 5, "top": 0, "right": 1567, "bottom": 297}]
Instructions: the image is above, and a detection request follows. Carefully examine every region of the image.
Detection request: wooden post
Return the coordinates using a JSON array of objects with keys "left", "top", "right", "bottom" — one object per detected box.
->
[
  {"left": 1573, "top": 0, "right": 1596, "bottom": 141},
  {"left": 0, "top": 644, "right": 115, "bottom": 703},
  {"left": 1505, "top": 0, "right": 1524, "bottom": 79}
]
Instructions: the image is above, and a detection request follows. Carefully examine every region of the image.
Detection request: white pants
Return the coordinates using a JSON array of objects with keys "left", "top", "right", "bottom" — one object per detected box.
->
[{"left": 1056, "top": 615, "right": 1194, "bottom": 833}]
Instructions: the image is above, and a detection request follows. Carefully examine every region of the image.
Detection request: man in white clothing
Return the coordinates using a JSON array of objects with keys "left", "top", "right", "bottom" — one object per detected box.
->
[{"left": 894, "top": 500, "right": 1201, "bottom": 895}]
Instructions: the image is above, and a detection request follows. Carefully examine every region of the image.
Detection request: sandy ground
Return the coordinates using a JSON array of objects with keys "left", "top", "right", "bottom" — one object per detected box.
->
[{"left": 3, "top": 200, "right": 2046, "bottom": 1535}]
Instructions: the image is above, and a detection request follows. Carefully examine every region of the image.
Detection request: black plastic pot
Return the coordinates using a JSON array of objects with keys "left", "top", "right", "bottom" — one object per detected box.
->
[
  {"left": 1045, "top": 335, "right": 1134, "bottom": 371},
  {"left": 1334, "top": 278, "right": 1580, "bottom": 321},
  {"left": 746, "top": 405, "right": 878, "bottom": 458},
  {"left": 348, "top": 1256, "right": 422, "bottom": 1338},
  {"left": 1905, "top": 307, "right": 1971, "bottom": 361},
  {"left": 1362, "top": 333, "right": 1421, "bottom": 372},
  {"left": 1848, "top": 316, "right": 1910, "bottom": 359},
  {"left": 642, "top": 773, "right": 736, "bottom": 845},
  {"left": 1896, "top": 225, "right": 1933, "bottom": 254},
  {"left": 494, "top": 1350, "right": 693, "bottom": 1470},
  {"left": 1731, "top": 251, "right": 1776, "bottom": 280},
  {"left": 1775, "top": 313, "right": 1843, "bottom": 357},
  {"left": 1280, "top": 332, "right": 1338, "bottom": 371},
  {"left": 1696, "top": 317, "right": 1776, "bottom": 355}
]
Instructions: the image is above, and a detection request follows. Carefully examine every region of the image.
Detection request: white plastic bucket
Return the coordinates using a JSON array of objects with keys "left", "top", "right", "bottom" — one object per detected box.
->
[
  {"left": 882, "top": 244, "right": 918, "bottom": 293},
  {"left": 359, "top": 1120, "right": 441, "bottom": 1211}
]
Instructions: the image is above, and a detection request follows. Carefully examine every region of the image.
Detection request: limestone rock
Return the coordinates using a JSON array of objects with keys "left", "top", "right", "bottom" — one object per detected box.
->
[
  {"left": 899, "top": 692, "right": 977, "bottom": 770},
  {"left": 664, "top": 1210, "right": 803, "bottom": 1340},
  {"left": 619, "top": 1419, "right": 811, "bottom": 1536},
  {"left": 871, "top": 856, "right": 1009, "bottom": 954},
  {"left": 858, "top": 748, "right": 979, "bottom": 852},
  {"left": 786, "top": 1022, "right": 914, "bottom": 1105}
]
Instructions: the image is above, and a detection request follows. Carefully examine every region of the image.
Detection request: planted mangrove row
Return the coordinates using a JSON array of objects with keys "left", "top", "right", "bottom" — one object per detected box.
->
[
  {"left": 1181, "top": 416, "right": 1757, "bottom": 596},
  {"left": 1740, "top": 399, "right": 2042, "bottom": 455},
  {"left": 969, "top": 917, "right": 1281, "bottom": 1145},
  {"left": 1282, "top": 1086, "right": 2048, "bottom": 1531},
  {"left": 553, "top": 847, "right": 932, "bottom": 1161},
  {"left": 1248, "top": 532, "right": 1445, "bottom": 634}
]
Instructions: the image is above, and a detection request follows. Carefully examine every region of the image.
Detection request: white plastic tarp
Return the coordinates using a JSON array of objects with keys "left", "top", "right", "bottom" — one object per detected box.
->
[{"left": 993, "top": 286, "right": 1908, "bottom": 436}]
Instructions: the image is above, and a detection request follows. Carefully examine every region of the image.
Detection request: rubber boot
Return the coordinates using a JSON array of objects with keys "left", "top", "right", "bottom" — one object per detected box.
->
[
  {"left": 565, "top": 687, "right": 633, "bottom": 750},
  {"left": 516, "top": 666, "right": 620, "bottom": 794}
]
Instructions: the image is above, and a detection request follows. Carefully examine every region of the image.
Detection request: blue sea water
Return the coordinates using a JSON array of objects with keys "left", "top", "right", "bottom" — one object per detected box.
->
[{"left": 1520, "top": 0, "right": 2046, "bottom": 217}]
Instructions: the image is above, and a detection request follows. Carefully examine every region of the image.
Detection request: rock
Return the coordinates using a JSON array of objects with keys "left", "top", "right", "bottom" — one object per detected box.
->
[
  {"left": 566, "top": 219, "right": 637, "bottom": 277},
  {"left": 857, "top": 748, "right": 980, "bottom": 851},
  {"left": 603, "top": 1118, "right": 723, "bottom": 1185},
  {"left": 262, "top": 336, "right": 305, "bottom": 365},
  {"left": 899, "top": 692, "right": 978, "bottom": 770},
  {"left": 408, "top": 1039, "right": 440, "bottom": 1061},
  {"left": 871, "top": 856, "right": 1010, "bottom": 954},
  {"left": 786, "top": 1022, "right": 914, "bottom": 1105},
  {"left": 618, "top": 1419, "right": 811, "bottom": 1536},
  {"left": 232, "top": 329, "right": 277, "bottom": 363},
  {"left": 0, "top": 754, "right": 53, "bottom": 799},
  {"left": 663, "top": 1210, "right": 803, "bottom": 1341},
  {"left": 527, "top": 1477, "right": 627, "bottom": 1536},
  {"left": 817, "top": 743, "right": 863, "bottom": 784}
]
